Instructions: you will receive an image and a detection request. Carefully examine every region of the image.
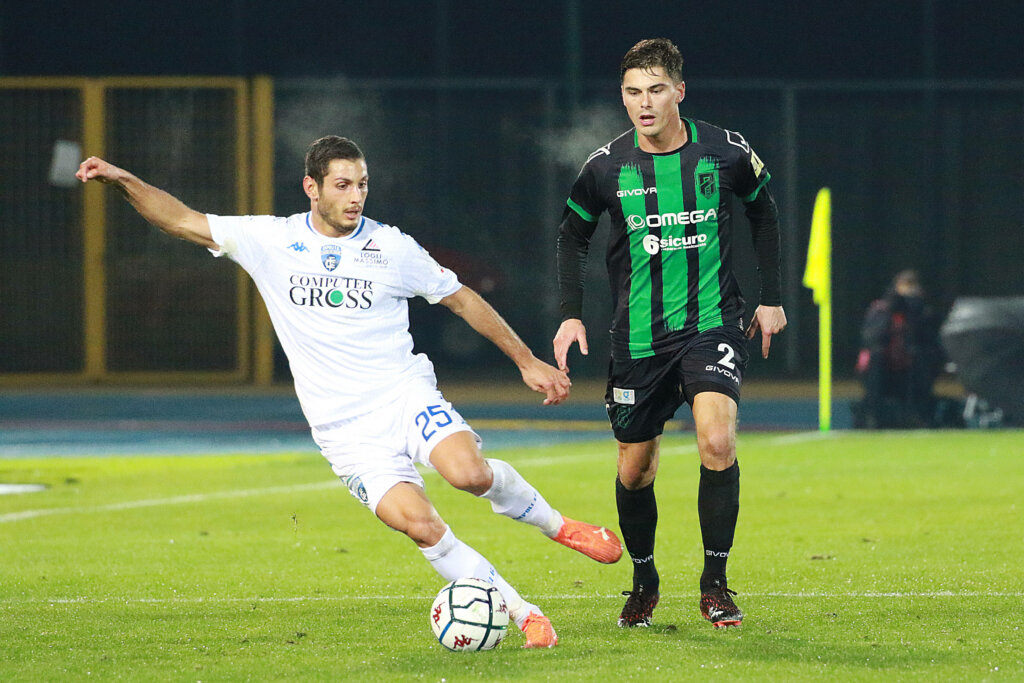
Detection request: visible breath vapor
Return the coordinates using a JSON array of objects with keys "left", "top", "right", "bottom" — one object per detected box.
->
[{"left": 537, "top": 103, "right": 624, "bottom": 170}]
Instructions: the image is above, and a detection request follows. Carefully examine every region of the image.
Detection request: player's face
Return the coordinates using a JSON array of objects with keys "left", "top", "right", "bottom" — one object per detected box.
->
[
  {"left": 621, "top": 66, "right": 686, "bottom": 144},
  {"left": 305, "top": 158, "right": 369, "bottom": 237}
]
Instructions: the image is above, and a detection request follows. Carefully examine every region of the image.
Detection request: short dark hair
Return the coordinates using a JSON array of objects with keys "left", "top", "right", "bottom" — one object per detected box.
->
[
  {"left": 304, "top": 135, "right": 364, "bottom": 186},
  {"left": 620, "top": 38, "right": 684, "bottom": 83}
]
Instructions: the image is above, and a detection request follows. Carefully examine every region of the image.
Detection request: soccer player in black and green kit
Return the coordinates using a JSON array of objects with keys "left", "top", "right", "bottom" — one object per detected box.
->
[{"left": 553, "top": 38, "right": 787, "bottom": 628}]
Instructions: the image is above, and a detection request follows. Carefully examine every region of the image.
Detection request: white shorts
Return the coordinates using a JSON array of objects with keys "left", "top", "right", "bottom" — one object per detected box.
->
[{"left": 311, "top": 382, "right": 480, "bottom": 514}]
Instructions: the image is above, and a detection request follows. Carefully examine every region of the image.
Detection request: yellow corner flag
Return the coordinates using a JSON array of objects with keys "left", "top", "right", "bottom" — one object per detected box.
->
[{"left": 803, "top": 188, "right": 832, "bottom": 431}]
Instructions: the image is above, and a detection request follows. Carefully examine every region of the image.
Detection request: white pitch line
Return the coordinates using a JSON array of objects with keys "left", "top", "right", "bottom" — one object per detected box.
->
[
  {"left": 0, "top": 480, "right": 339, "bottom": 524},
  {"left": 768, "top": 431, "right": 837, "bottom": 446},
  {"left": 2, "top": 591, "right": 1021, "bottom": 606},
  {"left": 3, "top": 449, "right": 619, "bottom": 524},
  {"left": 1, "top": 448, "right": 612, "bottom": 523}
]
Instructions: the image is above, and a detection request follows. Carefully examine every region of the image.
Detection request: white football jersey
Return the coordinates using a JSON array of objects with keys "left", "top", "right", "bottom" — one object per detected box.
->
[{"left": 207, "top": 212, "right": 462, "bottom": 427}]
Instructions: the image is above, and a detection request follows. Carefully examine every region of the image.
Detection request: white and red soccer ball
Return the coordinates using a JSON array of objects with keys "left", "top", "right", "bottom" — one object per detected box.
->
[{"left": 430, "top": 577, "right": 509, "bottom": 651}]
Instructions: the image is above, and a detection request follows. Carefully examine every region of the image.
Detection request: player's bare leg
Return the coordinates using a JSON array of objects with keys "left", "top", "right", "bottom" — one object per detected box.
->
[
  {"left": 430, "top": 432, "right": 621, "bottom": 563},
  {"left": 692, "top": 392, "right": 743, "bottom": 627},
  {"left": 374, "top": 481, "right": 556, "bottom": 647},
  {"left": 616, "top": 437, "right": 661, "bottom": 626}
]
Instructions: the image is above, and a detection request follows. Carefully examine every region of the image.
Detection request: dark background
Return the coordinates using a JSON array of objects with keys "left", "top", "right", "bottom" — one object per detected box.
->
[
  {"left": 2, "top": 1, "right": 1022, "bottom": 383},
  {"left": 3, "top": 1, "right": 1022, "bottom": 81}
]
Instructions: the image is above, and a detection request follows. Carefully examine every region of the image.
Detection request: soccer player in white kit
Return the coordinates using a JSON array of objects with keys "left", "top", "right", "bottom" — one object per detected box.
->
[{"left": 76, "top": 135, "right": 622, "bottom": 649}]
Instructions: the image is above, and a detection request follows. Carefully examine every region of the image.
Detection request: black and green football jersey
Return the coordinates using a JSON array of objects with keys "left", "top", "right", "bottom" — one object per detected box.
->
[{"left": 564, "top": 118, "right": 772, "bottom": 360}]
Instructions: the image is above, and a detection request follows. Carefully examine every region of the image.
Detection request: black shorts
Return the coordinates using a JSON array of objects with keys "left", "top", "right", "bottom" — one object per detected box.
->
[{"left": 605, "top": 326, "right": 750, "bottom": 444}]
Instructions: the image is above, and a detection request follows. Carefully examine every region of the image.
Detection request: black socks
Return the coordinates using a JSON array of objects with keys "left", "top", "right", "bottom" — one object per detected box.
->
[
  {"left": 615, "top": 477, "right": 659, "bottom": 594},
  {"left": 698, "top": 460, "right": 740, "bottom": 589},
  {"left": 617, "top": 460, "right": 740, "bottom": 594}
]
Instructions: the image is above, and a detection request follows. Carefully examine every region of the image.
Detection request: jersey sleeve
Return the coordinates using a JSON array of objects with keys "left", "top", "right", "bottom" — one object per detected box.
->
[
  {"left": 558, "top": 158, "right": 604, "bottom": 320},
  {"left": 724, "top": 130, "right": 771, "bottom": 203},
  {"left": 206, "top": 214, "right": 280, "bottom": 273},
  {"left": 565, "top": 161, "right": 604, "bottom": 224},
  {"left": 394, "top": 232, "right": 462, "bottom": 304}
]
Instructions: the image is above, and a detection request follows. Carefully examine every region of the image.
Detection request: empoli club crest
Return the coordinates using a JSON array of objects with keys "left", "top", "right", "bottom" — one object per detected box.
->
[{"left": 321, "top": 244, "right": 342, "bottom": 271}]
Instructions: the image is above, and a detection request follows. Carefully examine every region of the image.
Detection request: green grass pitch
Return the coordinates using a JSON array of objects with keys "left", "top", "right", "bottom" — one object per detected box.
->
[{"left": 1, "top": 431, "right": 1022, "bottom": 681}]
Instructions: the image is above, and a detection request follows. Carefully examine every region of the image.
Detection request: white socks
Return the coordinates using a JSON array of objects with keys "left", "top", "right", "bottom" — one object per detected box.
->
[
  {"left": 420, "top": 527, "right": 538, "bottom": 626},
  {"left": 418, "top": 460, "right": 563, "bottom": 628},
  {"left": 481, "top": 458, "right": 563, "bottom": 537}
]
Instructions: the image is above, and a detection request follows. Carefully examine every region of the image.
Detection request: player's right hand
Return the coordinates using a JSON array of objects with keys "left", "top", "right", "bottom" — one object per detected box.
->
[
  {"left": 75, "top": 156, "right": 121, "bottom": 185},
  {"left": 519, "top": 357, "right": 571, "bottom": 406},
  {"left": 553, "top": 318, "right": 588, "bottom": 373}
]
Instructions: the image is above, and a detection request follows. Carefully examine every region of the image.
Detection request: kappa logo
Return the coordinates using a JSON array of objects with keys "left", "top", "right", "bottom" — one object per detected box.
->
[
  {"left": 452, "top": 635, "right": 476, "bottom": 648},
  {"left": 287, "top": 242, "right": 309, "bottom": 253}
]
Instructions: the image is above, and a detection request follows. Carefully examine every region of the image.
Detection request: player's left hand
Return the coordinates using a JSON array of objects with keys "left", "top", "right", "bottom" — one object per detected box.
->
[
  {"left": 520, "top": 358, "right": 572, "bottom": 406},
  {"left": 745, "top": 305, "right": 788, "bottom": 359}
]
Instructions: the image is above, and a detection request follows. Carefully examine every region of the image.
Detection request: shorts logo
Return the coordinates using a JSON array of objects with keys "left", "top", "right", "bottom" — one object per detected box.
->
[
  {"left": 321, "top": 244, "right": 342, "bottom": 271},
  {"left": 613, "top": 388, "right": 636, "bottom": 405},
  {"left": 608, "top": 403, "right": 634, "bottom": 430},
  {"left": 342, "top": 475, "right": 370, "bottom": 506},
  {"left": 705, "top": 364, "right": 739, "bottom": 384}
]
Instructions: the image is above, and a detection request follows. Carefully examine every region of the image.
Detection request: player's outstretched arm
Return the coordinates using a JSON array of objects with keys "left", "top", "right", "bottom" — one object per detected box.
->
[
  {"left": 75, "top": 156, "right": 217, "bottom": 250},
  {"left": 745, "top": 305, "right": 788, "bottom": 359},
  {"left": 552, "top": 318, "right": 588, "bottom": 373},
  {"left": 440, "top": 286, "right": 571, "bottom": 405}
]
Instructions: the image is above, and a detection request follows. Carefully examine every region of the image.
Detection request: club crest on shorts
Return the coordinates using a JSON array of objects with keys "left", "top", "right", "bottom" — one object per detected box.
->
[
  {"left": 341, "top": 475, "right": 369, "bottom": 506},
  {"left": 321, "top": 244, "right": 342, "bottom": 271}
]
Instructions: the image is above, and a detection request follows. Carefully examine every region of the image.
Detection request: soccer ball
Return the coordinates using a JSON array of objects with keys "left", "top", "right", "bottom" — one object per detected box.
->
[{"left": 430, "top": 577, "right": 509, "bottom": 651}]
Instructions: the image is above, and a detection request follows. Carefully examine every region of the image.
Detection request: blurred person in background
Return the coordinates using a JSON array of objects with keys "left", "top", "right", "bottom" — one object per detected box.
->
[{"left": 855, "top": 269, "right": 943, "bottom": 428}]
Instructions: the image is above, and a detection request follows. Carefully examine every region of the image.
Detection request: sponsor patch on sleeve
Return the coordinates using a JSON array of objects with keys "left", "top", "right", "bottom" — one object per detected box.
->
[{"left": 750, "top": 149, "right": 765, "bottom": 177}]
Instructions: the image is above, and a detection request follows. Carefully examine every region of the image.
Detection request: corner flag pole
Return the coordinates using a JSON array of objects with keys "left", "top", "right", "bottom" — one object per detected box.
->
[{"left": 803, "top": 188, "right": 832, "bottom": 431}]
